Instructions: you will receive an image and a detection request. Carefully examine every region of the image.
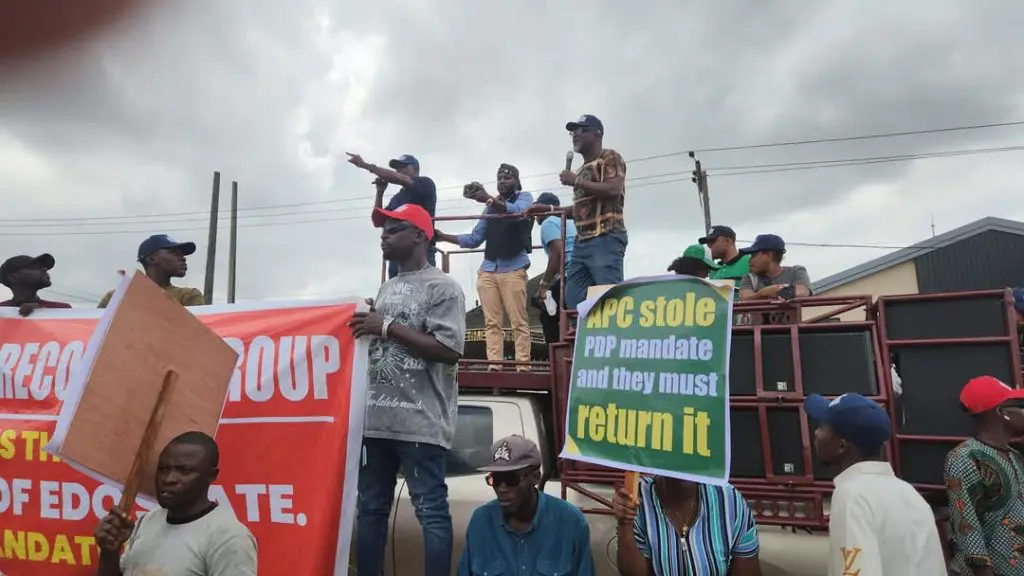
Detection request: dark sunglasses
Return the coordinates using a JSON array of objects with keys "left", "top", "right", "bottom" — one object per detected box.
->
[
  {"left": 571, "top": 127, "right": 596, "bottom": 136},
  {"left": 486, "top": 471, "right": 528, "bottom": 488},
  {"left": 382, "top": 222, "right": 415, "bottom": 235}
]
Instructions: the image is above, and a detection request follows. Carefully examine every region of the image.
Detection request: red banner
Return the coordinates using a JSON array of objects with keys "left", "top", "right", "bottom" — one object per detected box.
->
[{"left": 0, "top": 300, "right": 367, "bottom": 575}]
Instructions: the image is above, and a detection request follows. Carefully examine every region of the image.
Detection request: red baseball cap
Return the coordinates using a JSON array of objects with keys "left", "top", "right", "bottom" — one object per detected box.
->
[
  {"left": 960, "top": 375, "right": 1024, "bottom": 414},
  {"left": 374, "top": 204, "right": 434, "bottom": 241}
]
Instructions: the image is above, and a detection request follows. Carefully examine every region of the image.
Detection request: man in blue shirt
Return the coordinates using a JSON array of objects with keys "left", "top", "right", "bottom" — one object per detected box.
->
[
  {"left": 532, "top": 192, "right": 576, "bottom": 344},
  {"left": 435, "top": 164, "right": 533, "bottom": 371},
  {"left": 347, "top": 151, "right": 438, "bottom": 278},
  {"left": 457, "top": 435, "right": 595, "bottom": 576}
]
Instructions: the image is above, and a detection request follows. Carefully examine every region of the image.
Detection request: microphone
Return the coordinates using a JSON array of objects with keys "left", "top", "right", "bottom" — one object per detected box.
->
[{"left": 564, "top": 151, "right": 574, "bottom": 172}]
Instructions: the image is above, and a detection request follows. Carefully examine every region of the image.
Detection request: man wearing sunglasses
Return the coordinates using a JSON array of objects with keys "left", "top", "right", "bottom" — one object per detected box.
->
[
  {"left": 457, "top": 435, "right": 595, "bottom": 576},
  {"left": 558, "top": 114, "right": 627, "bottom": 311},
  {"left": 349, "top": 203, "right": 466, "bottom": 576}
]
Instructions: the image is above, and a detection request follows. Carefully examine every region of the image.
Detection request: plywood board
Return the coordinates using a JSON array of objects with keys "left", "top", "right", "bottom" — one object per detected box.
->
[{"left": 47, "top": 271, "right": 238, "bottom": 501}]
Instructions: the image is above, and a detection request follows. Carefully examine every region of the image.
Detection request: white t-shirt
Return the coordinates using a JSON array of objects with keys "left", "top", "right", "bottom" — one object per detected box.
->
[
  {"left": 121, "top": 504, "right": 258, "bottom": 576},
  {"left": 828, "top": 461, "right": 946, "bottom": 575}
]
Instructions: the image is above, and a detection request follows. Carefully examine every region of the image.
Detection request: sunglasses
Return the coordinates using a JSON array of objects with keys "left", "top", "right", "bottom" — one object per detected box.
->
[
  {"left": 383, "top": 222, "right": 416, "bottom": 235},
  {"left": 485, "top": 470, "right": 529, "bottom": 488},
  {"left": 571, "top": 127, "right": 596, "bottom": 136}
]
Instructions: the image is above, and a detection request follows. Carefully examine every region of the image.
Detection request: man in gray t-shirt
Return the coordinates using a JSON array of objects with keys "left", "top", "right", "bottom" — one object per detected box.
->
[
  {"left": 737, "top": 233, "right": 812, "bottom": 302},
  {"left": 349, "top": 203, "right": 466, "bottom": 576}
]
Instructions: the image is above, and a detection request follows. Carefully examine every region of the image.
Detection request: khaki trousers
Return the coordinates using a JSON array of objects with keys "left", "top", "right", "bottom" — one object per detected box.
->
[{"left": 476, "top": 268, "right": 531, "bottom": 369}]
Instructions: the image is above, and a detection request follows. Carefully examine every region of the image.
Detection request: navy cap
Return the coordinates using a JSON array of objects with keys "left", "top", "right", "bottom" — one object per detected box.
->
[
  {"left": 739, "top": 233, "right": 786, "bottom": 254},
  {"left": 565, "top": 114, "right": 604, "bottom": 133},
  {"left": 535, "top": 192, "right": 561, "bottom": 207},
  {"left": 805, "top": 393, "right": 891, "bottom": 454},
  {"left": 698, "top": 225, "right": 737, "bottom": 245},
  {"left": 0, "top": 254, "right": 55, "bottom": 287},
  {"left": 1013, "top": 286, "right": 1024, "bottom": 313},
  {"left": 388, "top": 154, "right": 419, "bottom": 169},
  {"left": 137, "top": 234, "right": 197, "bottom": 262}
]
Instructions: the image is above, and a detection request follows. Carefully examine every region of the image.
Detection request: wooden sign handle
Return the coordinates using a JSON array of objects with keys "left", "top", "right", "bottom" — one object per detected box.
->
[
  {"left": 118, "top": 370, "right": 177, "bottom": 512},
  {"left": 623, "top": 471, "right": 639, "bottom": 505}
]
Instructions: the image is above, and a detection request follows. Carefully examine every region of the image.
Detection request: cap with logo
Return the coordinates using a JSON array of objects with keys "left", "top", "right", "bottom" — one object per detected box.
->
[
  {"left": 1012, "top": 286, "right": 1024, "bottom": 313},
  {"left": 137, "top": 235, "right": 197, "bottom": 263},
  {"left": 804, "top": 393, "right": 892, "bottom": 455},
  {"left": 565, "top": 114, "right": 604, "bottom": 133},
  {"left": 388, "top": 154, "right": 420, "bottom": 170},
  {"left": 374, "top": 203, "right": 435, "bottom": 241},
  {"left": 739, "top": 233, "right": 786, "bottom": 255},
  {"left": 698, "top": 225, "right": 737, "bottom": 245},
  {"left": 959, "top": 375, "right": 1024, "bottom": 414},
  {"left": 678, "top": 244, "right": 721, "bottom": 270},
  {"left": 479, "top": 435, "right": 542, "bottom": 472},
  {"left": 0, "top": 253, "right": 55, "bottom": 287}
]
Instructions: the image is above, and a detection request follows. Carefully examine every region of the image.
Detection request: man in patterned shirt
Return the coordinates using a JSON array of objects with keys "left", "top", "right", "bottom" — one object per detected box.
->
[
  {"left": 945, "top": 375, "right": 1024, "bottom": 576},
  {"left": 558, "top": 114, "right": 627, "bottom": 310}
]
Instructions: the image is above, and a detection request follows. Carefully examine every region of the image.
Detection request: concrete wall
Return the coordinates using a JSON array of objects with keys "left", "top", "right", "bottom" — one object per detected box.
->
[{"left": 803, "top": 260, "right": 920, "bottom": 322}]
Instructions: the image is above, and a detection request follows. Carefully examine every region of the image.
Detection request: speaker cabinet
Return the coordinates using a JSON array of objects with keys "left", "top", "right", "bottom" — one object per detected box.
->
[
  {"left": 893, "top": 344, "right": 1016, "bottom": 437},
  {"left": 799, "top": 328, "right": 879, "bottom": 396},
  {"left": 730, "top": 407, "right": 806, "bottom": 479},
  {"left": 729, "top": 329, "right": 879, "bottom": 396},
  {"left": 897, "top": 440, "right": 960, "bottom": 487},
  {"left": 882, "top": 295, "right": 1010, "bottom": 340}
]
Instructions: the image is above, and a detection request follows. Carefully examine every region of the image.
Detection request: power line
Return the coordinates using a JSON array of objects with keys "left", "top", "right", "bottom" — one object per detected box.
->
[{"left": 2, "top": 119, "right": 1021, "bottom": 225}]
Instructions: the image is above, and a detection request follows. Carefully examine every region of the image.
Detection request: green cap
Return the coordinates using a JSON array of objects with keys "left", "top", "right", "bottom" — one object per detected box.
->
[{"left": 681, "top": 244, "right": 721, "bottom": 270}]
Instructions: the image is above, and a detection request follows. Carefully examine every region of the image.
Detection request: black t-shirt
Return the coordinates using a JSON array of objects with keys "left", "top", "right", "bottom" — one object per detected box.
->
[{"left": 386, "top": 176, "right": 437, "bottom": 216}]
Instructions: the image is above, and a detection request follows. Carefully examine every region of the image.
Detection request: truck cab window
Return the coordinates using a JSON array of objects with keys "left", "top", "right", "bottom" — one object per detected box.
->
[{"left": 446, "top": 405, "right": 495, "bottom": 476}]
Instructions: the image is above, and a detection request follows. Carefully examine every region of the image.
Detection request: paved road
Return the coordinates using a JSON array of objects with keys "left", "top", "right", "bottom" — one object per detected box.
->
[{"left": 757, "top": 528, "right": 830, "bottom": 575}]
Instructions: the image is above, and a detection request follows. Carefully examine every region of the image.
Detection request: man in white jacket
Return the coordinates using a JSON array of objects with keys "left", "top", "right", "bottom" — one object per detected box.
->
[{"left": 805, "top": 393, "right": 947, "bottom": 575}]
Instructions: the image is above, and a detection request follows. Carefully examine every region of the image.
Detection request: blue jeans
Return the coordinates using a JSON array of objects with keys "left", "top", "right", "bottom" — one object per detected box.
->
[
  {"left": 387, "top": 247, "right": 437, "bottom": 279},
  {"left": 565, "top": 231, "right": 627, "bottom": 310},
  {"left": 356, "top": 438, "right": 452, "bottom": 576}
]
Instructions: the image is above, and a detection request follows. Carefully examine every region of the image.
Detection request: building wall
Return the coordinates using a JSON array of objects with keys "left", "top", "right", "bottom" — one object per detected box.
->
[
  {"left": 914, "top": 230, "right": 1024, "bottom": 292},
  {"left": 804, "top": 260, "right": 920, "bottom": 321}
]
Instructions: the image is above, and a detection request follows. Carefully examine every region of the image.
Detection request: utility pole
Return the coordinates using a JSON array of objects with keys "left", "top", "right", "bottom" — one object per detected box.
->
[
  {"left": 227, "top": 180, "right": 239, "bottom": 304},
  {"left": 204, "top": 171, "right": 221, "bottom": 305},
  {"left": 689, "top": 151, "right": 712, "bottom": 234},
  {"left": 929, "top": 212, "right": 936, "bottom": 238}
]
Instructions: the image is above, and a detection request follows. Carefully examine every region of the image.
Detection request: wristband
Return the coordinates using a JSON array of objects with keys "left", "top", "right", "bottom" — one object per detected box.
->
[{"left": 380, "top": 317, "right": 394, "bottom": 338}]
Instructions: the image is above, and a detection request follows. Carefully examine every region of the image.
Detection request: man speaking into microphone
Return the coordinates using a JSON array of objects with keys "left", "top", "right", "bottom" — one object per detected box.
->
[{"left": 559, "top": 114, "right": 628, "bottom": 310}]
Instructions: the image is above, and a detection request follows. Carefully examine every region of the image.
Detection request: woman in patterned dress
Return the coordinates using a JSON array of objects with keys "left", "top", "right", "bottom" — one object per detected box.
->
[{"left": 611, "top": 475, "right": 763, "bottom": 576}]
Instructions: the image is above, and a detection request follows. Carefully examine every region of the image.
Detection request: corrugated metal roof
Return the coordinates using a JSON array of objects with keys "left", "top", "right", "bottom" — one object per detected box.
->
[{"left": 812, "top": 216, "right": 1024, "bottom": 293}]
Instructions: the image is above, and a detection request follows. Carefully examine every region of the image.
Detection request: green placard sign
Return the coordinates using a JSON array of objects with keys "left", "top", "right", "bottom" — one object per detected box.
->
[{"left": 560, "top": 276, "right": 735, "bottom": 484}]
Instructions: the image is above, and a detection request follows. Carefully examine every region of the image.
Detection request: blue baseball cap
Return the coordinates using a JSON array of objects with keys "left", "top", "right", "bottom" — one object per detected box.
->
[
  {"left": 739, "top": 233, "right": 786, "bottom": 254},
  {"left": 137, "top": 234, "right": 197, "bottom": 262},
  {"left": 535, "top": 192, "right": 561, "bottom": 207},
  {"left": 565, "top": 114, "right": 604, "bottom": 133},
  {"left": 1012, "top": 286, "right": 1024, "bottom": 313},
  {"left": 805, "top": 393, "right": 891, "bottom": 455},
  {"left": 388, "top": 154, "right": 419, "bottom": 169}
]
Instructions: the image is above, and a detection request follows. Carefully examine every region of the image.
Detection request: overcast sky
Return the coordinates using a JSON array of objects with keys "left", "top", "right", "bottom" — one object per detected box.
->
[{"left": 2, "top": 0, "right": 1024, "bottom": 308}]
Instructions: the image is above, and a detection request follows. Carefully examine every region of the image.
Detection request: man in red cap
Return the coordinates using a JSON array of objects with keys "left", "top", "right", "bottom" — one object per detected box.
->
[
  {"left": 0, "top": 253, "right": 71, "bottom": 316},
  {"left": 945, "top": 375, "right": 1024, "bottom": 576},
  {"left": 348, "top": 203, "right": 466, "bottom": 576}
]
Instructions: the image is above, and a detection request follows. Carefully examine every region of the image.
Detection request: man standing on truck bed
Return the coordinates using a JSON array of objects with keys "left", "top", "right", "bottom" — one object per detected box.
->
[
  {"left": 945, "top": 375, "right": 1024, "bottom": 576},
  {"left": 457, "top": 435, "right": 595, "bottom": 576},
  {"left": 349, "top": 202, "right": 466, "bottom": 576},
  {"left": 804, "top": 393, "right": 946, "bottom": 575},
  {"left": 698, "top": 225, "right": 749, "bottom": 286},
  {"left": 559, "top": 114, "right": 627, "bottom": 311},
  {"left": 347, "top": 151, "right": 438, "bottom": 278}
]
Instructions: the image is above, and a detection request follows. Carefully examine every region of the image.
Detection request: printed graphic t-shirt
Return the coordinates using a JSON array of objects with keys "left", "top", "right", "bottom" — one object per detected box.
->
[
  {"left": 365, "top": 265, "right": 466, "bottom": 448},
  {"left": 121, "top": 504, "right": 257, "bottom": 576},
  {"left": 572, "top": 148, "right": 627, "bottom": 241}
]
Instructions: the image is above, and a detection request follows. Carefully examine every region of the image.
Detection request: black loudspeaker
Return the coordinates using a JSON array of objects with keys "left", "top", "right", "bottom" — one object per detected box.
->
[
  {"left": 894, "top": 344, "right": 1017, "bottom": 437},
  {"left": 883, "top": 294, "right": 1010, "bottom": 340},
  {"left": 897, "top": 439, "right": 960, "bottom": 487},
  {"left": 799, "top": 328, "right": 879, "bottom": 396},
  {"left": 729, "top": 329, "right": 879, "bottom": 396},
  {"left": 730, "top": 407, "right": 806, "bottom": 479}
]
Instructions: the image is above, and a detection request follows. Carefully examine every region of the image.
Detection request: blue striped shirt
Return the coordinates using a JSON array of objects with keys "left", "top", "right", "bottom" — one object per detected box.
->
[{"left": 633, "top": 477, "right": 759, "bottom": 576}]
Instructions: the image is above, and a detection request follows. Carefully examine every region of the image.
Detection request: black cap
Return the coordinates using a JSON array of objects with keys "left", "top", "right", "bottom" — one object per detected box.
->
[
  {"left": 137, "top": 235, "right": 197, "bottom": 262},
  {"left": 698, "top": 225, "right": 736, "bottom": 245},
  {"left": 535, "top": 192, "right": 561, "bottom": 207},
  {"left": 0, "top": 254, "right": 55, "bottom": 287}
]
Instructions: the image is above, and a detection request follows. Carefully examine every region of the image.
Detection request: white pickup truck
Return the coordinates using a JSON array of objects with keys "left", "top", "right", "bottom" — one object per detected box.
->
[{"left": 372, "top": 393, "right": 829, "bottom": 576}]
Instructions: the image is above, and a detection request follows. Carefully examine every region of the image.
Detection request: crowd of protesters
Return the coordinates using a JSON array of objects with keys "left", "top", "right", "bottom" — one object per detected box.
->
[{"left": 4, "top": 112, "right": 1024, "bottom": 576}]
